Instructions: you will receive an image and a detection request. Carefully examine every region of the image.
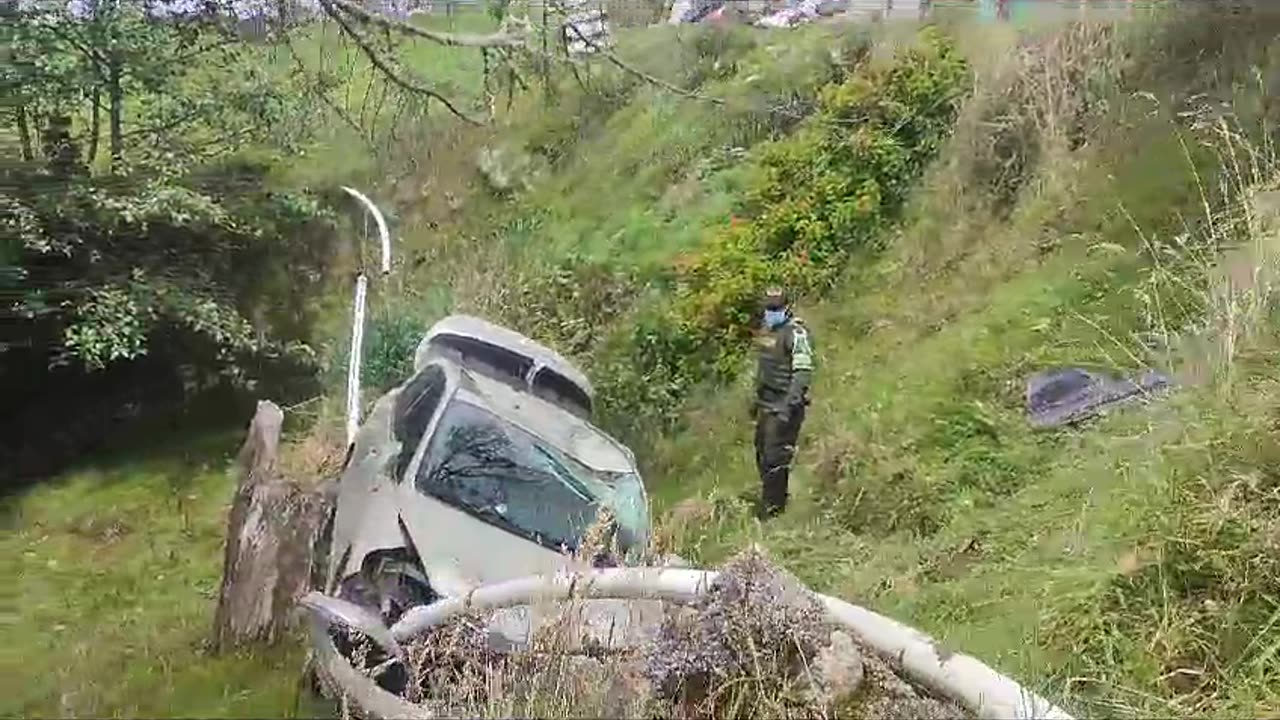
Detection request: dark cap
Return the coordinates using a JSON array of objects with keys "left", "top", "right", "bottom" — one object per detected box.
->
[{"left": 763, "top": 287, "right": 788, "bottom": 310}]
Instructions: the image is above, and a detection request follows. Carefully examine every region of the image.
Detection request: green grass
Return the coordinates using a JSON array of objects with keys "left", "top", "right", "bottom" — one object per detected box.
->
[
  {"left": 386, "top": 22, "right": 868, "bottom": 276},
  {"left": 1, "top": 432, "right": 319, "bottom": 718},
  {"left": 643, "top": 44, "right": 1280, "bottom": 717},
  {"left": 511, "top": 23, "right": 871, "bottom": 264},
  {"left": 12, "top": 8, "right": 1280, "bottom": 719}
]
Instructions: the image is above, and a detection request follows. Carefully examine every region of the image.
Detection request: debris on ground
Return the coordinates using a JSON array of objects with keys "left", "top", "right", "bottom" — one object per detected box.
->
[
  {"left": 642, "top": 548, "right": 832, "bottom": 716},
  {"left": 854, "top": 652, "right": 967, "bottom": 720},
  {"left": 757, "top": 0, "right": 823, "bottom": 28},
  {"left": 667, "top": 0, "right": 723, "bottom": 24},
  {"left": 1025, "top": 366, "right": 1174, "bottom": 429},
  {"left": 642, "top": 547, "right": 966, "bottom": 718}
]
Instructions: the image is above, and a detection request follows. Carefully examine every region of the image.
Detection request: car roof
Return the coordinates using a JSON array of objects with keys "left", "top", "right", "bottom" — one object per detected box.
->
[
  {"left": 452, "top": 368, "right": 636, "bottom": 476},
  {"left": 415, "top": 315, "right": 594, "bottom": 400}
]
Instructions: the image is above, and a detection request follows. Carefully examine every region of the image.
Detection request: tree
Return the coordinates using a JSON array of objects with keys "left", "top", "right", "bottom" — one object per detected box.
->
[
  {"left": 0, "top": 0, "right": 334, "bottom": 481},
  {"left": 312, "top": 0, "right": 719, "bottom": 127},
  {"left": 314, "top": 0, "right": 536, "bottom": 125},
  {"left": 8, "top": 0, "right": 317, "bottom": 173},
  {"left": 4, "top": 0, "right": 324, "bottom": 360}
]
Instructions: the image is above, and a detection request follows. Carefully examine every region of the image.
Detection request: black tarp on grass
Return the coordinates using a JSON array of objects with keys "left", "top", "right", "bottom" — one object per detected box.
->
[{"left": 1025, "top": 367, "right": 1174, "bottom": 429}]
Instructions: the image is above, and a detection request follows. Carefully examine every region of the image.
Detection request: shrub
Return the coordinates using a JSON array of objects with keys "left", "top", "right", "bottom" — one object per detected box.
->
[
  {"left": 502, "top": 253, "right": 645, "bottom": 359},
  {"left": 592, "top": 29, "right": 972, "bottom": 441},
  {"left": 361, "top": 309, "right": 432, "bottom": 394},
  {"left": 323, "top": 298, "right": 445, "bottom": 401}
]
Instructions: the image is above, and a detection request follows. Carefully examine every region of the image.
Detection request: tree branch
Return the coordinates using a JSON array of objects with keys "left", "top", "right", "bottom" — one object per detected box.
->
[
  {"left": 168, "top": 36, "right": 241, "bottom": 66},
  {"left": 326, "top": 0, "right": 529, "bottom": 48},
  {"left": 119, "top": 105, "right": 207, "bottom": 141},
  {"left": 43, "top": 22, "right": 110, "bottom": 80},
  {"left": 562, "top": 19, "right": 723, "bottom": 105},
  {"left": 321, "top": 0, "right": 485, "bottom": 126},
  {"left": 281, "top": 31, "right": 376, "bottom": 150}
]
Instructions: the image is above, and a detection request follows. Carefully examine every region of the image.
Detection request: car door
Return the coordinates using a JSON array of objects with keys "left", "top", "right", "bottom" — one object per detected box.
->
[{"left": 327, "top": 362, "right": 453, "bottom": 587}]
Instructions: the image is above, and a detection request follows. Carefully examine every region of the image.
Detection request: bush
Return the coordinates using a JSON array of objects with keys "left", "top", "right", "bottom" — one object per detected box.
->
[
  {"left": 502, "top": 253, "right": 645, "bottom": 359},
  {"left": 591, "top": 29, "right": 972, "bottom": 441},
  {"left": 323, "top": 298, "right": 446, "bottom": 401},
  {"left": 361, "top": 309, "right": 432, "bottom": 394}
]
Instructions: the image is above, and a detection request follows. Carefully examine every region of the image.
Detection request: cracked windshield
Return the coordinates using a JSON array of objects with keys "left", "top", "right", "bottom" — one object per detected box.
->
[{"left": 414, "top": 397, "right": 649, "bottom": 555}]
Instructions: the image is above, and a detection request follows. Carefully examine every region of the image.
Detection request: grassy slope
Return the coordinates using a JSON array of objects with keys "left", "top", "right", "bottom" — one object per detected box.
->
[
  {"left": 2, "top": 433, "right": 314, "bottom": 717},
  {"left": 489, "top": 25, "right": 860, "bottom": 266},
  {"left": 9, "top": 9, "right": 1280, "bottom": 719},
  {"left": 270, "top": 10, "right": 499, "bottom": 188},
  {"left": 644, "top": 21, "right": 1280, "bottom": 717},
  {"left": 1, "top": 21, "right": 883, "bottom": 717}
]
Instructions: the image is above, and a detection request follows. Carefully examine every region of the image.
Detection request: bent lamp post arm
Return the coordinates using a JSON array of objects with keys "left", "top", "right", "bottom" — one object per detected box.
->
[{"left": 342, "top": 186, "right": 393, "bottom": 449}]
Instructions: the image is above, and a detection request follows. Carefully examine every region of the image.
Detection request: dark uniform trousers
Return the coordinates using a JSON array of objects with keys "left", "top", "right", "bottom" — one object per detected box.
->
[
  {"left": 754, "top": 404, "right": 806, "bottom": 517},
  {"left": 753, "top": 315, "right": 813, "bottom": 518}
]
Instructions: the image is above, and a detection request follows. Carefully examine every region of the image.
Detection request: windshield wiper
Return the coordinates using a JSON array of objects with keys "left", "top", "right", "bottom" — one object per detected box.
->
[{"left": 532, "top": 444, "right": 594, "bottom": 503}]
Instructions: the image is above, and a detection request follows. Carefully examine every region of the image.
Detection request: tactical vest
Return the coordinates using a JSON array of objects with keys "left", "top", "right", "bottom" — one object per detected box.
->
[{"left": 754, "top": 319, "right": 814, "bottom": 406}]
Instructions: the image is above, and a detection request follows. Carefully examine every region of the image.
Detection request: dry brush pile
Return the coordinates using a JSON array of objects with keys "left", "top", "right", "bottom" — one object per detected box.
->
[{"left": 335, "top": 547, "right": 969, "bottom": 720}]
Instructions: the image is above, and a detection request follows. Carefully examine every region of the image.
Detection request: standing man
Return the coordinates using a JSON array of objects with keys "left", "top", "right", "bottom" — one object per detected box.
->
[{"left": 752, "top": 288, "right": 815, "bottom": 519}]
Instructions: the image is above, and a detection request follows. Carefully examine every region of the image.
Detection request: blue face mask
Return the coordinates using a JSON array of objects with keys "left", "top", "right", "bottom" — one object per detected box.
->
[{"left": 763, "top": 309, "right": 787, "bottom": 329}]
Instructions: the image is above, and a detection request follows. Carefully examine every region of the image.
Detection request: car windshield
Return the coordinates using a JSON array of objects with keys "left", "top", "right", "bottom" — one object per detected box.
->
[{"left": 413, "top": 398, "right": 649, "bottom": 556}]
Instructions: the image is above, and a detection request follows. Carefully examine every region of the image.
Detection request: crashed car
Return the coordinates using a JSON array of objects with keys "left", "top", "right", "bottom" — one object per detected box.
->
[{"left": 306, "top": 315, "right": 656, "bottom": 704}]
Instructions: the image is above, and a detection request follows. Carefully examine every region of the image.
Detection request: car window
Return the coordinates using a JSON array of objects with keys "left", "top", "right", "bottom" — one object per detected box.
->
[
  {"left": 436, "top": 336, "right": 533, "bottom": 385},
  {"left": 531, "top": 367, "right": 593, "bottom": 418},
  {"left": 414, "top": 399, "right": 621, "bottom": 554},
  {"left": 393, "top": 364, "right": 448, "bottom": 481}
]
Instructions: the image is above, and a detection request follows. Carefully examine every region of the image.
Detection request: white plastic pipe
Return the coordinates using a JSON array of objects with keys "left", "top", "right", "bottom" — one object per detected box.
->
[
  {"left": 339, "top": 187, "right": 392, "bottom": 448},
  {"left": 300, "top": 592, "right": 405, "bottom": 661},
  {"left": 345, "top": 273, "right": 368, "bottom": 448},
  {"left": 307, "top": 613, "right": 434, "bottom": 720},
  {"left": 341, "top": 186, "right": 392, "bottom": 275},
  {"left": 385, "top": 567, "right": 1073, "bottom": 720},
  {"left": 817, "top": 593, "right": 1069, "bottom": 720}
]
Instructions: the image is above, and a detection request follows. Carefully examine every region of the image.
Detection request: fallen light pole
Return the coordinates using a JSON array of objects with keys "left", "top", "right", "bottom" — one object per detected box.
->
[
  {"left": 301, "top": 566, "right": 1075, "bottom": 720},
  {"left": 340, "top": 186, "right": 393, "bottom": 449}
]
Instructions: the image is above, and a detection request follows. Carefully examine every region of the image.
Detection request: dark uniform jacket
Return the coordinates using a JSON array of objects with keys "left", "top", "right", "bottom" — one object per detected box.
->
[{"left": 754, "top": 317, "right": 815, "bottom": 413}]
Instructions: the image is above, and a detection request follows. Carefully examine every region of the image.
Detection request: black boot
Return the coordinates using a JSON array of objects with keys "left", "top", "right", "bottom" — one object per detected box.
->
[{"left": 756, "top": 492, "right": 786, "bottom": 521}]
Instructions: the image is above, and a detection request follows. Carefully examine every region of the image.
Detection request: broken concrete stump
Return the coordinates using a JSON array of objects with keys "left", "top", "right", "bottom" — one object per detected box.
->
[{"left": 211, "top": 400, "right": 334, "bottom": 653}]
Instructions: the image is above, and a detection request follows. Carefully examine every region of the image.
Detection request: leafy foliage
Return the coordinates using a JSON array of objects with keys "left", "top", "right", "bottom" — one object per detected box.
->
[
  {"left": 505, "top": 253, "right": 646, "bottom": 358},
  {"left": 584, "top": 30, "right": 972, "bottom": 439},
  {"left": 359, "top": 307, "right": 432, "bottom": 394},
  {"left": 4, "top": 161, "right": 330, "bottom": 372},
  {"left": 1, "top": 0, "right": 338, "bottom": 478},
  {"left": 2, "top": 0, "right": 332, "bottom": 363}
]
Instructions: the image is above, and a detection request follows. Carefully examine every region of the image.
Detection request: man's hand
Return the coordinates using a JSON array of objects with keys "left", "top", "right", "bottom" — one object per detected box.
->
[{"left": 772, "top": 406, "right": 790, "bottom": 424}]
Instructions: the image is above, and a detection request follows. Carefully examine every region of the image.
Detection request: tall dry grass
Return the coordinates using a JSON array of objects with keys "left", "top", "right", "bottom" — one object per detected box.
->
[{"left": 1127, "top": 90, "right": 1280, "bottom": 391}]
